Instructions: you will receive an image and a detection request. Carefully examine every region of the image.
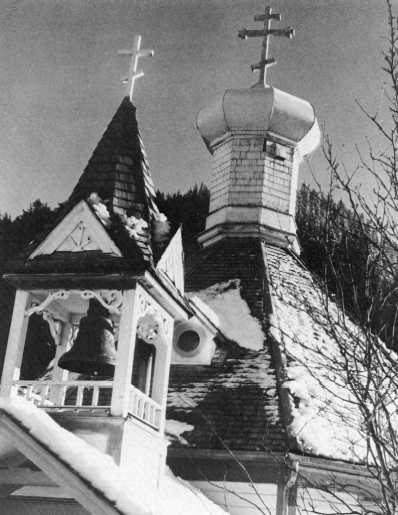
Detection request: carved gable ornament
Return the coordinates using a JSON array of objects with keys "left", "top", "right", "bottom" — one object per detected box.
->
[
  {"left": 57, "top": 221, "right": 100, "bottom": 252},
  {"left": 29, "top": 200, "right": 121, "bottom": 259}
]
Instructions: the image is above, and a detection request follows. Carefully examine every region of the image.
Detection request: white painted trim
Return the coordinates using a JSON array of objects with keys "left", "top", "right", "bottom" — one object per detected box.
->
[
  {"left": 143, "top": 271, "right": 189, "bottom": 320},
  {"left": 50, "top": 320, "right": 73, "bottom": 403},
  {"left": 29, "top": 201, "right": 121, "bottom": 259},
  {"left": 151, "top": 316, "right": 174, "bottom": 433},
  {"left": 11, "top": 485, "right": 74, "bottom": 499},
  {"left": 0, "top": 468, "right": 54, "bottom": 486},
  {"left": 0, "top": 413, "right": 122, "bottom": 515},
  {"left": 111, "top": 288, "right": 139, "bottom": 418},
  {"left": 0, "top": 290, "right": 31, "bottom": 397}
]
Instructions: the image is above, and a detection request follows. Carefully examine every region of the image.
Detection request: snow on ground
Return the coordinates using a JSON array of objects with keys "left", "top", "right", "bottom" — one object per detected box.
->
[
  {"left": 264, "top": 244, "right": 398, "bottom": 463},
  {"left": 189, "top": 279, "right": 264, "bottom": 350},
  {"left": 0, "top": 397, "right": 227, "bottom": 515}
]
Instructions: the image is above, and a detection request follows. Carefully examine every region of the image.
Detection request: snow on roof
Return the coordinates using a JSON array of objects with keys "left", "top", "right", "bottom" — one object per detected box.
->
[
  {"left": 188, "top": 279, "right": 264, "bottom": 350},
  {"left": 0, "top": 397, "right": 227, "bottom": 515},
  {"left": 165, "top": 419, "right": 194, "bottom": 445},
  {"left": 264, "top": 244, "right": 398, "bottom": 463}
]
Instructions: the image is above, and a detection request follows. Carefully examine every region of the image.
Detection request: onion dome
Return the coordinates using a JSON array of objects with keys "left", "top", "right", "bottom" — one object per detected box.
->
[{"left": 197, "top": 83, "right": 320, "bottom": 156}]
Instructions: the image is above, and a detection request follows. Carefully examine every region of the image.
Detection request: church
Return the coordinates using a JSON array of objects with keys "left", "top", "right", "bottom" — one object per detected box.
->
[{"left": 0, "top": 5, "right": 394, "bottom": 515}]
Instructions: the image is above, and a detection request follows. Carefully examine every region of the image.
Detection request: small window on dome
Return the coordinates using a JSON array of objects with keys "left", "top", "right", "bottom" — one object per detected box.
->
[
  {"left": 176, "top": 330, "right": 200, "bottom": 355},
  {"left": 263, "top": 139, "right": 288, "bottom": 161}
]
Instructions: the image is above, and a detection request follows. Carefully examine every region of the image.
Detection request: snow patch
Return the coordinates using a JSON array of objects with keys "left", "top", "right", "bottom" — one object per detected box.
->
[
  {"left": 87, "top": 192, "right": 111, "bottom": 226},
  {"left": 121, "top": 214, "right": 149, "bottom": 239},
  {"left": 165, "top": 419, "right": 194, "bottom": 445},
  {"left": 188, "top": 280, "right": 264, "bottom": 350},
  {"left": 189, "top": 297, "right": 220, "bottom": 327}
]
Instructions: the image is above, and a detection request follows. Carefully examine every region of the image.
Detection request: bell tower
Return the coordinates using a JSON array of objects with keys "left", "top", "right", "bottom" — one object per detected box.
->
[
  {"left": 196, "top": 6, "right": 320, "bottom": 253},
  {"left": 0, "top": 36, "right": 195, "bottom": 490}
]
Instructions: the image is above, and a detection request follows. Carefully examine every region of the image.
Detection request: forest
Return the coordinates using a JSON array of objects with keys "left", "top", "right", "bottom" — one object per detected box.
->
[{"left": 0, "top": 181, "right": 396, "bottom": 362}]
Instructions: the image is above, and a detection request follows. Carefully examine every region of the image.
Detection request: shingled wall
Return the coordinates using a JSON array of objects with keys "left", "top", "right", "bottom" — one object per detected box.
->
[{"left": 209, "top": 134, "right": 293, "bottom": 216}]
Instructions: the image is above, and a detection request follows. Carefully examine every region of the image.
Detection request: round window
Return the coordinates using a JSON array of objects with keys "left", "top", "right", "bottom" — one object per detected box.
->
[{"left": 176, "top": 330, "right": 200, "bottom": 354}]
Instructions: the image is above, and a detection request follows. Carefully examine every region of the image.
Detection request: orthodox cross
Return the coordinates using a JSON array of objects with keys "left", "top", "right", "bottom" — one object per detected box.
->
[
  {"left": 118, "top": 35, "right": 154, "bottom": 101},
  {"left": 238, "top": 5, "right": 294, "bottom": 87}
]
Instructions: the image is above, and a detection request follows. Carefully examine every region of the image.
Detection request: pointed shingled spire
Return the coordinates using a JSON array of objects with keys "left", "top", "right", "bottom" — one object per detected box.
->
[{"left": 69, "top": 97, "right": 159, "bottom": 223}]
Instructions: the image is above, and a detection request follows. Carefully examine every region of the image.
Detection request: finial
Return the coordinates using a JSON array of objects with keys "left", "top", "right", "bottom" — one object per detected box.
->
[
  {"left": 118, "top": 35, "right": 154, "bottom": 101},
  {"left": 238, "top": 4, "right": 294, "bottom": 87}
]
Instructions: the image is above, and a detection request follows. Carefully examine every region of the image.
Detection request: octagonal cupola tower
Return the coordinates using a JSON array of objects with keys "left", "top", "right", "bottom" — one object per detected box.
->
[{"left": 197, "top": 5, "right": 320, "bottom": 253}]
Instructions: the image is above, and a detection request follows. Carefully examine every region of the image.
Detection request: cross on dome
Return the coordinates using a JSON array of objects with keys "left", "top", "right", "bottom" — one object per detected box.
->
[
  {"left": 238, "top": 4, "right": 294, "bottom": 87},
  {"left": 118, "top": 35, "right": 154, "bottom": 101}
]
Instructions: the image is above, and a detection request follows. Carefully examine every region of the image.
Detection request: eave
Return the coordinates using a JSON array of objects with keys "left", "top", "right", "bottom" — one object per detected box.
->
[
  {"left": 2, "top": 272, "right": 140, "bottom": 290},
  {"left": 0, "top": 410, "right": 124, "bottom": 515},
  {"left": 167, "top": 447, "right": 376, "bottom": 491}
]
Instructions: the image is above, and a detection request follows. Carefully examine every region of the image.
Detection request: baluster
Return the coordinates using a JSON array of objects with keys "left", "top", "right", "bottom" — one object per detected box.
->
[
  {"left": 132, "top": 390, "right": 138, "bottom": 415},
  {"left": 27, "top": 385, "right": 34, "bottom": 401},
  {"left": 76, "top": 386, "right": 84, "bottom": 407},
  {"left": 43, "top": 384, "right": 50, "bottom": 403},
  {"left": 129, "top": 389, "right": 135, "bottom": 413},
  {"left": 58, "top": 385, "right": 67, "bottom": 406},
  {"left": 92, "top": 386, "right": 99, "bottom": 407},
  {"left": 155, "top": 408, "right": 161, "bottom": 429},
  {"left": 139, "top": 398, "right": 144, "bottom": 419},
  {"left": 10, "top": 382, "right": 18, "bottom": 398}
]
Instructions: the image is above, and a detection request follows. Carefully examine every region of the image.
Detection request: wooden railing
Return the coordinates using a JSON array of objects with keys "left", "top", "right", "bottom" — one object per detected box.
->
[
  {"left": 128, "top": 385, "right": 161, "bottom": 429},
  {"left": 12, "top": 381, "right": 162, "bottom": 430},
  {"left": 13, "top": 380, "right": 113, "bottom": 409}
]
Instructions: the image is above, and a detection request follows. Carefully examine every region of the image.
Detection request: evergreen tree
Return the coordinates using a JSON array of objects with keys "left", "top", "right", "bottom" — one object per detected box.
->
[{"left": 156, "top": 184, "right": 209, "bottom": 255}]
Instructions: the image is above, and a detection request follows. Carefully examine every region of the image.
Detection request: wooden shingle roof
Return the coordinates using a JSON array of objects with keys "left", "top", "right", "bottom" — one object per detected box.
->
[
  {"left": 167, "top": 238, "right": 289, "bottom": 453},
  {"left": 69, "top": 97, "right": 159, "bottom": 221}
]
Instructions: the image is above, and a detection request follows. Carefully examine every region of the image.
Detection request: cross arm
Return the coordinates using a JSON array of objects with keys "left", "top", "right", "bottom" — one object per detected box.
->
[
  {"left": 251, "top": 58, "right": 276, "bottom": 71},
  {"left": 238, "top": 27, "right": 294, "bottom": 39},
  {"left": 254, "top": 13, "right": 281, "bottom": 22}
]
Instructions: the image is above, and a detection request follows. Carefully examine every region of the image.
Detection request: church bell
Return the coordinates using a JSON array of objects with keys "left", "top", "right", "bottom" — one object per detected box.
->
[{"left": 58, "top": 298, "right": 117, "bottom": 377}]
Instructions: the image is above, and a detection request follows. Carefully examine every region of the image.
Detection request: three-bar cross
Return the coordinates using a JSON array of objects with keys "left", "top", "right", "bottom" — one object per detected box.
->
[
  {"left": 118, "top": 35, "right": 154, "bottom": 101},
  {"left": 238, "top": 5, "right": 294, "bottom": 87}
]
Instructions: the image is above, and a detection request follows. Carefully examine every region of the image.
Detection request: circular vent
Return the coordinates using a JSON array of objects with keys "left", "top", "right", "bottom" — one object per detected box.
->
[
  {"left": 176, "top": 330, "right": 200, "bottom": 354},
  {"left": 174, "top": 321, "right": 206, "bottom": 357}
]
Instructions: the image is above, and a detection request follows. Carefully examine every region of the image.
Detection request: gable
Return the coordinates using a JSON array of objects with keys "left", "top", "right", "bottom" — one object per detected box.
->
[
  {"left": 29, "top": 201, "right": 121, "bottom": 260},
  {"left": 156, "top": 228, "right": 184, "bottom": 294}
]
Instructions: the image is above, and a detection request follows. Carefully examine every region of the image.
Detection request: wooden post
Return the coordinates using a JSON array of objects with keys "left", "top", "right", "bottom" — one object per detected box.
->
[
  {"left": 151, "top": 317, "right": 174, "bottom": 434},
  {"left": 0, "top": 290, "right": 31, "bottom": 397},
  {"left": 51, "top": 320, "right": 73, "bottom": 405},
  {"left": 110, "top": 289, "right": 139, "bottom": 417}
]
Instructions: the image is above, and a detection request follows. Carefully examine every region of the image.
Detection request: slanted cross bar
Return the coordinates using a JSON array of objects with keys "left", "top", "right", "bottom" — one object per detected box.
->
[
  {"left": 118, "top": 35, "right": 154, "bottom": 101},
  {"left": 238, "top": 4, "right": 294, "bottom": 86}
]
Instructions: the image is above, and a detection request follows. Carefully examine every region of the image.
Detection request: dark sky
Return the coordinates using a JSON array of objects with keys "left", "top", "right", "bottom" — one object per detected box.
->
[{"left": 0, "top": 0, "right": 390, "bottom": 217}]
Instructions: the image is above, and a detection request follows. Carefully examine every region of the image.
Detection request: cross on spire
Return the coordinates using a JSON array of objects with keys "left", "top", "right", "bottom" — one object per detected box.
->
[
  {"left": 118, "top": 35, "right": 154, "bottom": 101},
  {"left": 238, "top": 5, "right": 294, "bottom": 87}
]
